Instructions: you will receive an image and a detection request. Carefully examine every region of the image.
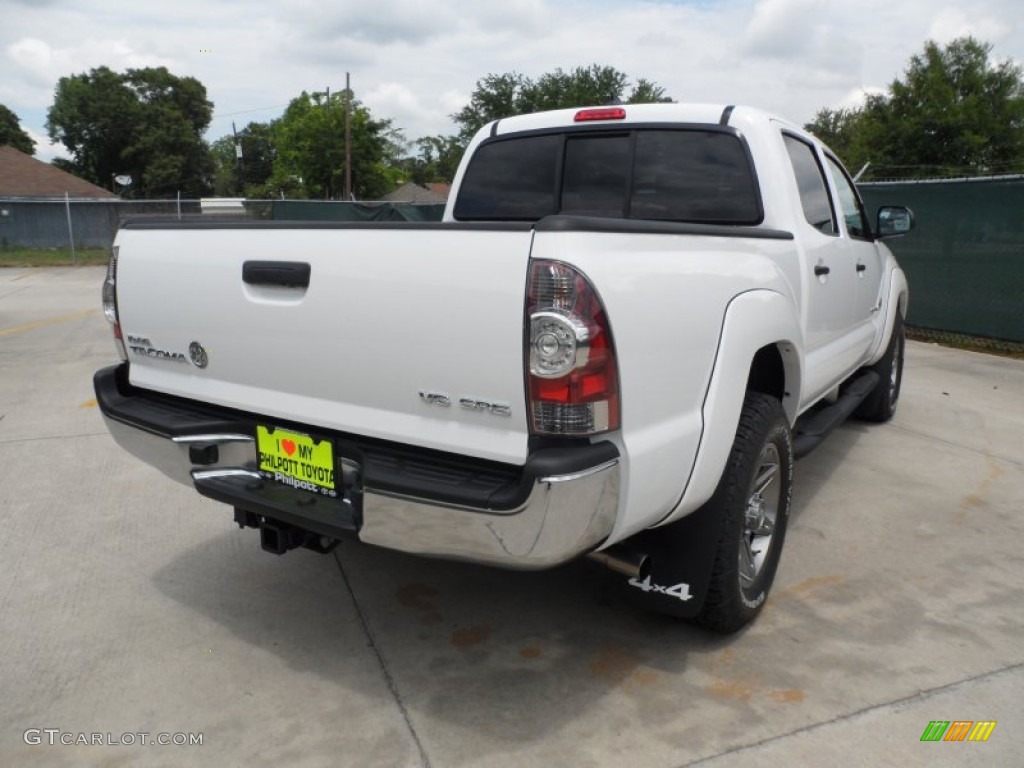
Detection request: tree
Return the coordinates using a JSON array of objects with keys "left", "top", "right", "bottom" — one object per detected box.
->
[
  {"left": 452, "top": 64, "right": 672, "bottom": 142},
  {"left": 0, "top": 104, "right": 35, "bottom": 154},
  {"left": 806, "top": 38, "right": 1024, "bottom": 179},
  {"left": 266, "top": 89, "right": 399, "bottom": 200},
  {"left": 46, "top": 66, "right": 214, "bottom": 196},
  {"left": 452, "top": 72, "right": 525, "bottom": 144}
]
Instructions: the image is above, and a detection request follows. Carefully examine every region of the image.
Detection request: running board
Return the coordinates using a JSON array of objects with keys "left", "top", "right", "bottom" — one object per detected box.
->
[{"left": 793, "top": 371, "right": 880, "bottom": 459}]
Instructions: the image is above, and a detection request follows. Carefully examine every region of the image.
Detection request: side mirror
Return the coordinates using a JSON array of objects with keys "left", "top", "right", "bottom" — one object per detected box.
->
[{"left": 876, "top": 206, "right": 914, "bottom": 239}]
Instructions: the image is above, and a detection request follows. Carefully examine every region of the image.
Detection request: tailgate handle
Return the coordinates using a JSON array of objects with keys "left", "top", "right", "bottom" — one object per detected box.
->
[{"left": 243, "top": 261, "right": 311, "bottom": 288}]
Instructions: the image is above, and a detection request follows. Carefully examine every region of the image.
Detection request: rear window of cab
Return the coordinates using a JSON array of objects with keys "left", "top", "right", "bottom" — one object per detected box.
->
[{"left": 453, "top": 128, "right": 762, "bottom": 225}]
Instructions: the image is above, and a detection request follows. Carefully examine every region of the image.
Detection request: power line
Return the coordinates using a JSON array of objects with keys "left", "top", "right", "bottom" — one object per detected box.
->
[
  {"left": 211, "top": 83, "right": 355, "bottom": 122},
  {"left": 210, "top": 104, "right": 291, "bottom": 120}
]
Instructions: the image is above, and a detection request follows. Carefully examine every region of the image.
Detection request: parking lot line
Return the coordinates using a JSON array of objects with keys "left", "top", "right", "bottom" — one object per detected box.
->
[{"left": 0, "top": 308, "right": 99, "bottom": 338}]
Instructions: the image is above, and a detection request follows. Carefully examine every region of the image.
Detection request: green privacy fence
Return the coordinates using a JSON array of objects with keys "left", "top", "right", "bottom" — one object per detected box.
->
[
  {"left": 859, "top": 177, "right": 1024, "bottom": 343},
  {"left": 270, "top": 201, "right": 445, "bottom": 222},
  {"left": 4, "top": 185, "right": 1020, "bottom": 343},
  {"left": 0, "top": 199, "right": 446, "bottom": 251}
]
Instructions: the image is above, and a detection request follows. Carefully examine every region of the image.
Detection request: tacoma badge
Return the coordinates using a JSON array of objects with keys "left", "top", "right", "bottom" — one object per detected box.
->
[{"left": 125, "top": 334, "right": 188, "bottom": 363}]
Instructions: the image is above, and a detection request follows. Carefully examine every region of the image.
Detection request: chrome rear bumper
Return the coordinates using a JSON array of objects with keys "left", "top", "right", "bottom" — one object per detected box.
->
[{"left": 97, "top": 366, "right": 619, "bottom": 570}]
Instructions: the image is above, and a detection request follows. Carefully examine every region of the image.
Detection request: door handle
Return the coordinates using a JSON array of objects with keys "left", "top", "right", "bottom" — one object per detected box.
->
[
  {"left": 856, "top": 263, "right": 867, "bottom": 273},
  {"left": 814, "top": 265, "right": 830, "bottom": 277},
  {"left": 242, "top": 261, "right": 311, "bottom": 288}
]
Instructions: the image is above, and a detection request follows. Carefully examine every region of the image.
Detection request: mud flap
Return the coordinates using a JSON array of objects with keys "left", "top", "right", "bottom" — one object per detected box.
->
[{"left": 617, "top": 502, "right": 724, "bottom": 619}]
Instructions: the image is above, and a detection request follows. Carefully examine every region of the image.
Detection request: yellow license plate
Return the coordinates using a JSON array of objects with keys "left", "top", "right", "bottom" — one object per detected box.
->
[{"left": 256, "top": 425, "right": 336, "bottom": 496}]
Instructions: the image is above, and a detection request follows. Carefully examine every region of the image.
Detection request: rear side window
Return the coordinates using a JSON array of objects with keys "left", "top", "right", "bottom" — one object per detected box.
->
[
  {"left": 454, "top": 128, "right": 762, "bottom": 224},
  {"left": 453, "top": 134, "right": 560, "bottom": 220},
  {"left": 783, "top": 134, "right": 836, "bottom": 235}
]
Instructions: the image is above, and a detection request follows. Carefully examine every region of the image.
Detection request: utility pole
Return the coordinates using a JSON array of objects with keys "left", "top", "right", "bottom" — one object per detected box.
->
[
  {"left": 325, "top": 87, "right": 331, "bottom": 199},
  {"left": 344, "top": 72, "right": 353, "bottom": 200},
  {"left": 231, "top": 121, "right": 243, "bottom": 196}
]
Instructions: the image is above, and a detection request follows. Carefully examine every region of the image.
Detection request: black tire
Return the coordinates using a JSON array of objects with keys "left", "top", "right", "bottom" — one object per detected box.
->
[
  {"left": 694, "top": 392, "right": 794, "bottom": 633},
  {"left": 855, "top": 312, "right": 905, "bottom": 422}
]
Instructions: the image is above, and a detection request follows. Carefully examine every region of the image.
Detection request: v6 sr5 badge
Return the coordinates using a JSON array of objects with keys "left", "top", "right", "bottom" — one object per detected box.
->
[{"left": 419, "top": 390, "right": 511, "bottom": 417}]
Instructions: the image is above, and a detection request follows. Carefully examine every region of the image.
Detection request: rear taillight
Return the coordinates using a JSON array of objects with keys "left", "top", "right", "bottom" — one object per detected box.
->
[
  {"left": 102, "top": 246, "right": 128, "bottom": 361},
  {"left": 526, "top": 261, "right": 620, "bottom": 435}
]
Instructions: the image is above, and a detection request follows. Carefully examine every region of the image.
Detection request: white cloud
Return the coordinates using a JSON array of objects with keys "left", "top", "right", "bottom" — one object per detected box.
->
[
  {"left": 24, "top": 128, "right": 70, "bottom": 163},
  {"left": 836, "top": 86, "right": 886, "bottom": 111},
  {"left": 927, "top": 8, "right": 1013, "bottom": 45},
  {"left": 363, "top": 81, "right": 424, "bottom": 136},
  {"left": 365, "top": 82, "right": 420, "bottom": 113},
  {"left": 6, "top": 36, "right": 175, "bottom": 86},
  {"left": 282, "top": 0, "right": 461, "bottom": 44},
  {"left": 438, "top": 89, "right": 467, "bottom": 115},
  {"left": 742, "top": 0, "right": 827, "bottom": 57},
  {"left": 0, "top": 0, "right": 1021, "bottom": 152},
  {"left": 6, "top": 38, "right": 55, "bottom": 87}
]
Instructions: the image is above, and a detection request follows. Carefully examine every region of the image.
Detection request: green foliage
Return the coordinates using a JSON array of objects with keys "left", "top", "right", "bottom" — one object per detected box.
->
[
  {"left": 46, "top": 66, "right": 214, "bottom": 196},
  {"left": 210, "top": 135, "right": 237, "bottom": 196},
  {"left": 452, "top": 72, "right": 524, "bottom": 143},
  {"left": 50, "top": 157, "right": 78, "bottom": 174},
  {"left": 804, "top": 106, "right": 861, "bottom": 164},
  {"left": 806, "top": 38, "right": 1024, "bottom": 179},
  {"left": 401, "top": 134, "right": 465, "bottom": 185},
  {"left": 452, "top": 64, "right": 672, "bottom": 142},
  {"left": 0, "top": 104, "right": 35, "bottom": 154},
  {"left": 263, "top": 90, "right": 398, "bottom": 199}
]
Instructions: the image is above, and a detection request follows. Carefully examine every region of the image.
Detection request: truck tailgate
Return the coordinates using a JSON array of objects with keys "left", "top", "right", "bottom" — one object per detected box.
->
[{"left": 114, "top": 224, "right": 534, "bottom": 464}]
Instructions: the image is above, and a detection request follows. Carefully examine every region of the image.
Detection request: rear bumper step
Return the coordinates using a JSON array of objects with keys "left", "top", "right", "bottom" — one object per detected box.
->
[
  {"left": 95, "top": 364, "right": 620, "bottom": 569},
  {"left": 194, "top": 469, "right": 360, "bottom": 540}
]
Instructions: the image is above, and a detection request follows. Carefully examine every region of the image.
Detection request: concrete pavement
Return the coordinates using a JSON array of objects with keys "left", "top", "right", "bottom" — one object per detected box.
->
[{"left": 1, "top": 267, "right": 1021, "bottom": 767}]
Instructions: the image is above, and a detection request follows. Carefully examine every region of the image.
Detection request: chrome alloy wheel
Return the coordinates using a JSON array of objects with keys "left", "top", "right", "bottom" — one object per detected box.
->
[{"left": 739, "top": 444, "right": 781, "bottom": 588}]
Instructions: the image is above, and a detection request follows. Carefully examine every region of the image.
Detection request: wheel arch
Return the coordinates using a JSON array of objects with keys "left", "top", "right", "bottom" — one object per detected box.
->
[
  {"left": 746, "top": 342, "right": 801, "bottom": 425},
  {"left": 656, "top": 289, "right": 802, "bottom": 528},
  {"left": 868, "top": 266, "right": 909, "bottom": 366}
]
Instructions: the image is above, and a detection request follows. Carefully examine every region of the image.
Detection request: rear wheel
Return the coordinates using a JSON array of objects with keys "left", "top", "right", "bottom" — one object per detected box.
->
[
  {"left": 694, "top": 392, "right": 793, "bottom": 633},
  {"left": 856, "top": 312, "right": 905, "bottom": 422}
]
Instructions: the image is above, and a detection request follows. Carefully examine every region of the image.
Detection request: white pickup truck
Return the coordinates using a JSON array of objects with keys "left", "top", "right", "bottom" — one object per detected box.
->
[{"left": 95, "top": 103, "right": 911, "bottom": 632}]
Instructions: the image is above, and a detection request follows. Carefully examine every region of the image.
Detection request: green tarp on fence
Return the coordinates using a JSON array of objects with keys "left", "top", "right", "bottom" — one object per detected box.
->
[
  {"left": 270, "top": 201, "right": 445, "bottom": 222},
  {"left": 859, "top": 177, "right": 1024, "bottom": 343},
  {"left": 0, "top": 199, "right": 446, "bottom": 251},
  {"left": 3, "top": 187, "right": 1019, "bottom": 343}
]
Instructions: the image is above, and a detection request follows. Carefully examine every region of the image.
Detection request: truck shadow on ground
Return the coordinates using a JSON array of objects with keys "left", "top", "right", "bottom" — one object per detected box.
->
[
  {"left": 150, "top": 526, "right": 741, "bottom": 753},
  {"left": 789, "top": 422, "right": 866, "bottom": 521},
  {"left": 149, "top": 421, "right": 928, "bottom": 759}
]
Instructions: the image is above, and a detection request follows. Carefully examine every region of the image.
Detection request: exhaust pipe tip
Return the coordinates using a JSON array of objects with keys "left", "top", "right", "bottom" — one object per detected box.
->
[{"left": 588, "top": 546, "right": 651, "bottom": 580}]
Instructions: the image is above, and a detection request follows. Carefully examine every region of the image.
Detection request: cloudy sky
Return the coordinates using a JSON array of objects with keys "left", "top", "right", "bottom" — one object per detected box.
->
[{"left": 2, "top": 0, "right": 1021, "bottom": 161}]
